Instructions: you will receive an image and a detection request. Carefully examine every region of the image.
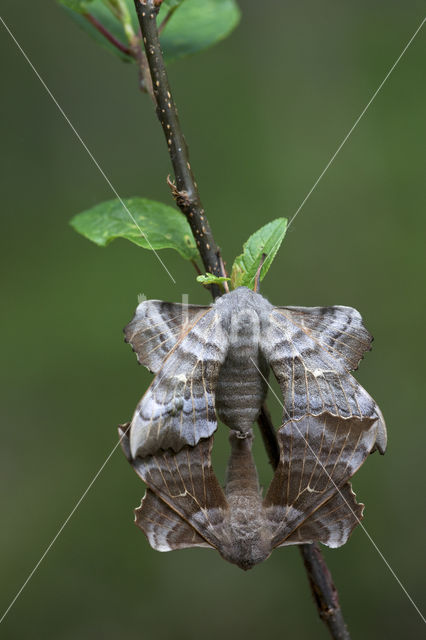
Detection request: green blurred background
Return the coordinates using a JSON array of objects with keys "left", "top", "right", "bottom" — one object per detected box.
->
[{"left": 1, "top": 1, "right": 425, "bottom": 638}]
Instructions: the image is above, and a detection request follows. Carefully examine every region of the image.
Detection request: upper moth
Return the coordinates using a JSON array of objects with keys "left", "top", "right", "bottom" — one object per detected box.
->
[{"left": 124, "top": 286, "right": 386, "bottom": 458}]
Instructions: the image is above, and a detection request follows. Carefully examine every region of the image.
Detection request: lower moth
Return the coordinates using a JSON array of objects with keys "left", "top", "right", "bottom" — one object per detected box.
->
[{"left": 120, "top": 411, "right": 379, "bottom": 570}]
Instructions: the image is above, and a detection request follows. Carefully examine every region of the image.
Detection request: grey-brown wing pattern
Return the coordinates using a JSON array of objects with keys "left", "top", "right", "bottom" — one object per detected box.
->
[
  {"left": 136, "top": 489, "right": 212, "bottom": 551},
  {"left": 120, "top": 289, "right": 385, "bottom": 563},
  {"left": 277, "top": 305, "right": 372, "bottom": 371},
  {"left": 263, "top": 413, "right": 377, "bottom": 548},
  {"left": 129, "top": 307, "right": 230, "bottom": 458},
  {"left": 282, "top": 482, "right": 363, "bottom": 548},
  {"left": 124, "top": 300, "right": 211, "bottom": 374},
  {"left": 119, "top": 411, "right": 376, "bottom": 565},
  {"left": 264, "top": 306, "right": 386, "bottom": 451},
  {"left": 120, "top": 425, "right": 230, "bottom": 551}
]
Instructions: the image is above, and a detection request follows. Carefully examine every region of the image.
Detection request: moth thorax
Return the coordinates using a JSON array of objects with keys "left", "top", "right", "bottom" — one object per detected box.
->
[{"left": 229, "top": 308, "right": 260, "bottom": 350}]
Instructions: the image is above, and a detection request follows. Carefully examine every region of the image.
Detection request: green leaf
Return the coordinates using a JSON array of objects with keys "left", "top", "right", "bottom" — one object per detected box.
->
[
  {"left": 159, "top": 0, "right": 241, "bottom": 63},
  {"left": 196, "top": 274, "right": 231, "bottom": 286},
  {"left": 70, "top": 197, "right": 199, "bottom": 260},
  {"left": 231, "top": 218, "right": 288, "bottom": 290},
  {"left": 59, "top": 0, "right": 240, "bottom": 63}
]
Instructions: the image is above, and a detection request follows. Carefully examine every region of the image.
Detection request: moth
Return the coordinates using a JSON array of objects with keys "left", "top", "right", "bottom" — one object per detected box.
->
[
  {"left": 119, "top": 411, "right": 379, "bottom": 570},
  {"left": 124, "top": 286, "right": 386, "bottom": 458}
]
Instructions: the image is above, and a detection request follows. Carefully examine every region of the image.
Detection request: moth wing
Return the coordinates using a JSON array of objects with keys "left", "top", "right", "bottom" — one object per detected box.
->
[
  {"left": 277, "top": 305, "right": 372, "bottom": 371},
  {"left": 120, "top": 425, "right": 229, "bottom": 551},
  {"left": 125, "top": 300, "right": 211, "bottom": 373},
  {"left": 263, "top": 413, "right": 377, "bottom": 547},
  {"left": 119, "top": 422, "right": 132, "bottom": 458},
  {"left": 135, "top": 489, "right": 213, "bottom": 551},
  {"left": 278, "top": 482, "right": 363, "bottom": 548},
  {"left": 130, "top": 307, "right": 229, "bottom": 457},
  {"left": 264, "top": 307, "right": 386, "bottom": 451}
]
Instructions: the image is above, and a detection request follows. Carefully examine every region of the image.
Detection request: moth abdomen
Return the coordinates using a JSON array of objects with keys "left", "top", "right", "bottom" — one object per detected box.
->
[{"left": 216, "top": 351, "right": 269, "bottom": 432}]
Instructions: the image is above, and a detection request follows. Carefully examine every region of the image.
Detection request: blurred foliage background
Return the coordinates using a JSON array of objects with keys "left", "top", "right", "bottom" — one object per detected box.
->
[{"left": 1, "top": 1, "right": 425, "bottom": 638}]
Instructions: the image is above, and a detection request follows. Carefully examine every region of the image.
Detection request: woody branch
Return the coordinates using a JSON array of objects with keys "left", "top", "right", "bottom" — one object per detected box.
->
[
  {"left": 257, "top": 407, "right": 350, "bottom": 639},
  {"left": 134, "top": 0, "right": 222, "bottom": 297},
  {"left": 133, "top": 2, "right": 350, "bottom": 638}
]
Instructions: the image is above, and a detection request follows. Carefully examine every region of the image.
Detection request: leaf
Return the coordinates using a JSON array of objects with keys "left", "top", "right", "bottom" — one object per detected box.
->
[
  {"left": 59, "top": 0, "right": 241, "bottom": 63},
  {"left": 159, "top": 0, "right": 241, "bottom": 63},
  {"left": 231, "top": 218, "right": 288, "bottom": 290},
  {"left": 196, "top": 274, "right": 230, "bottom": 286},
  {"left": 70, "top": 197, "right": 199, "bottom": 260}
]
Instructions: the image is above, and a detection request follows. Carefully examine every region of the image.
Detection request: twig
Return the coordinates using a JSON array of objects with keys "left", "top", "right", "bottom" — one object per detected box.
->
[
  {"left": 132, "top": 1, "right": 350, "bottom": 637},
  {"left": 133, "top": 41, "right": 154, "bottom": 98},
  {"left": 133, "top": 0, "right": 222, "bottom": 296},
  {"left": 257, "top": 403, "right": 280, "bottom": 468},
  {"left": 256, "top": 407, "right": 351, "bottom": 640},
  {"left": 301, "top": 544, "right": 350, "bottom": 640}
]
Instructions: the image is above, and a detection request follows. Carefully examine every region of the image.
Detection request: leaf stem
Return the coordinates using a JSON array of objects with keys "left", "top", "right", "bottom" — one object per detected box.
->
[
  {"left": 83, "top": 13, "right": 135, "bottom": 58},
  {"left": 257, "top": 404, "right": 280, "bottom": 467},
  {"left": 191, "top": 259, "right": 202, "bottom": 275},
  {"left": 158, "top": 5, "right": 179, "bottom": 35},
  {"left": 133, "top": 0, "right": 222, "bottom": 296}
]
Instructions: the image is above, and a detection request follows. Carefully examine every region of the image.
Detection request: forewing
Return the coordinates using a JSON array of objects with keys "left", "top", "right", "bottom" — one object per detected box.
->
[
  {"left": 277, "top": 305, "right": 372, "bottom": 371},
  {"left": 263, "top": 413, "right": 377, "bottom": 548},
  {"left": 124, "top": 300, "right": 210, "bottom": 373},
  {"left": 263, "top": 306, "right": 386, "bottom": 450},
  {"left": 130, "top": 307, "right": 229, "bottom": 457}
]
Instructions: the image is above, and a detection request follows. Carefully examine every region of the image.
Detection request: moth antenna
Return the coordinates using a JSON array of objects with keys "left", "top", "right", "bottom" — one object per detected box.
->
[
  {"left": 218, "top": 251, "right": 230, "bottom": 293},
  {"left": 254, "top": 253, "right": 267, "bottom": 292}
]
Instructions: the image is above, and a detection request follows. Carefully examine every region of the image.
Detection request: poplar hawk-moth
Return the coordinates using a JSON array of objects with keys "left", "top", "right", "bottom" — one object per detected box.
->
[
  {"left": 124, "top": 286, "right": 386, "bottom": 458},
  {"left": 119, "top": 411, "right": 378, "bottom": 570}
]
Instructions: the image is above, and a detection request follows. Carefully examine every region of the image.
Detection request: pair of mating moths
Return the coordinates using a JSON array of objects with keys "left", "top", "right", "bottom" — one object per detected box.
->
[{"left": 121, "top": 287, "right": 386, "bottom": 570}]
